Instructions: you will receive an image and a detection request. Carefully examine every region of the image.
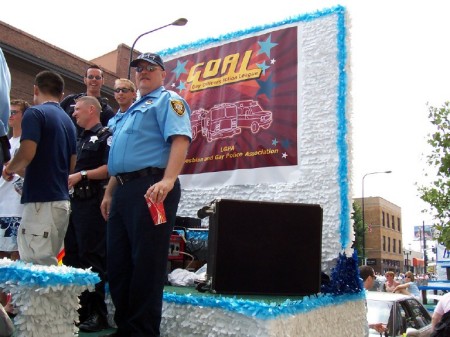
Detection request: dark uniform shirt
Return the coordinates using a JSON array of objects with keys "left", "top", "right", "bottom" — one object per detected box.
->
[
  {"left": 75, "top": 123, "right": 111, "bottom": 174},
  {"left": 60, "top": 93, "right": 115, "bottom": 136}
]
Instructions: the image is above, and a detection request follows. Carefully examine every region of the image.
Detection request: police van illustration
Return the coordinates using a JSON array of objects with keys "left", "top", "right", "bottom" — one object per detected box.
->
[
  {"left": 235, "top": 100, "right": 273, "bottom": 133},
  {"left": 190, "top": 100, "right": 273, "bottom": 142}
]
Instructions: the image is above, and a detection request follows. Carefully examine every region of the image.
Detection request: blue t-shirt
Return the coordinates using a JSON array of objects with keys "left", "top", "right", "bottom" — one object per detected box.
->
[
  {"left": 108, "top": 86, "right": 192, "bottom": 175},
  {"left": 20, "top": 102, "right": 77, "bottom": 203}
]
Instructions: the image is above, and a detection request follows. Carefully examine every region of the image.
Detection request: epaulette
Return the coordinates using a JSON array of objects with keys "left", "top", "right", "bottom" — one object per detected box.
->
[{"left": 97, "top": 126, "right": 111, "bottom": 137}]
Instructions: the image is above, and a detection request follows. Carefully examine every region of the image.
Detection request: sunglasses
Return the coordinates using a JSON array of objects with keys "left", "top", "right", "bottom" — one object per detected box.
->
[
  {"left": 86, "top": 75, "right": 102, "bottom": 80},
  {"left": 114, "top": 88, "right": 132, "bottom": 93},
  {"left": 136, "top": 65, "right": 160, "bottom": 73},
  {"left": 10, "top": 110, "right": 20, "bottom": 115}
]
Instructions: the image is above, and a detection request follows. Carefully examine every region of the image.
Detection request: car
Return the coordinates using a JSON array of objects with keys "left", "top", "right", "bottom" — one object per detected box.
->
[{"left": 366, "top": 291, "right": 432, "bottom": 337}]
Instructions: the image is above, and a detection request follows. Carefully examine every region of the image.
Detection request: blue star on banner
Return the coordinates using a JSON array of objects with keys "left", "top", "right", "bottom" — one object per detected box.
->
[
  {"left": 272, "top": 138, "right": 279, "bottom": 146},
  {"left": 177, "top": 81, "right": 187, "bottom": 92},
  {"left": 256, "top": 73, "right": 277, "bottom": 99},
  {"left": 281, "top": 138, "right": 291, "bottom": 148},
  {"left": 257, "top": 34, "right": 278, "bottom": 58},
  {"left": 172, "top": 60, "right": 188, "bottom": 80},
  {"left": 256, "top": 61, "right": 270, "bottom": 76}
]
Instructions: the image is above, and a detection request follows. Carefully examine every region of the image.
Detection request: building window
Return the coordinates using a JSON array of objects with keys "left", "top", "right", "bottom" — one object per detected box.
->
[
  {"left": 397, "top": 217, "right": 401, "bottom": 231},
  {"left": 388, "top": 237, "right": 391, "bottom": 252},
  {"left": 399, "top": 239, "right": 402, "bottom": 254},
  {"left": 383, "top": 236, "right": 386, "bottom": 251},
  {"left": 382, "top": 212, "right": 385, "bottom": 226},
  {"left": 387, "top": 213, "right": 390, "bottom": 228},
  {"left": 393, "top": 239, "right": 396, "bottom": 253},
  {"left": 392, "top": 215, "right": 395, "bottom": 228}
]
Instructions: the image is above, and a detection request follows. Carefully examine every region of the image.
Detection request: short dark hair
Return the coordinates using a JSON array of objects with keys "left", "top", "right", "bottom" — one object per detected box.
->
[
  {"left": 35, "top": 70, "right": 64, "bottom": 98},
  {"left": 359, "top": 265, "right": 375, "bottom": 282},
  {"left": 85, "top": 64, "right": 103, "bottom": 77}
]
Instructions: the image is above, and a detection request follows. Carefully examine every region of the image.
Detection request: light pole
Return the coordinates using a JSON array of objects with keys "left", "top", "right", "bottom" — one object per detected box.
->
[
  {"left": 127, "top": 18, "right": 188, "bottom": 79},
  {"left": 404, "top": 248, "right": 410, "bottom": 272},
  {"left": 361, "top": 170, "right": 392, "bottom": 265}
]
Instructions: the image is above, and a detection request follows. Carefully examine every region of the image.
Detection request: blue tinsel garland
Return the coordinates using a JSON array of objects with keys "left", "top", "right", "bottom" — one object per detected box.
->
[{"left": 0, "top": 260, "right": 100, "bottom": 287}]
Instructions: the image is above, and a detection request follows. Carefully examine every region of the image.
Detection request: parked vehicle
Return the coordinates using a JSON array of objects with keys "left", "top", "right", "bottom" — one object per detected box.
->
[{"left": 366, "top": 291, "right": 432, "bottom": 337}]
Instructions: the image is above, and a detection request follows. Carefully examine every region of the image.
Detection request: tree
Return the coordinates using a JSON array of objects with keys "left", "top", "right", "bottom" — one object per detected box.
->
[
  {"left": 352, "top": 201, "right": 364, "bottom": 265},
  {"left": 418, "top": 102, "right": 450, "bottom": 249}
]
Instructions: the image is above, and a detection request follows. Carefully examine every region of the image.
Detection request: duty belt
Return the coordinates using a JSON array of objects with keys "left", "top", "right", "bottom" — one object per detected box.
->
[{"left": 116, "top": 167, "right": 164, "bottom": 185}]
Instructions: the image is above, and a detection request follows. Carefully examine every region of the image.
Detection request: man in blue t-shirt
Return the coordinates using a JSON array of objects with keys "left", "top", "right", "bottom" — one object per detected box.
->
[{"left": 2, "top": 70, "right": 77, "bottom": 266}]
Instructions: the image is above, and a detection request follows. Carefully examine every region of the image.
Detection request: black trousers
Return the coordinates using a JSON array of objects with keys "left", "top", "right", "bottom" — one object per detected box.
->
[
  {"left": 64, "top": 195, "right": 108, "bottom": 320},
  {"left": 107, "top": 174, "right": 180, "bottom": 337}
]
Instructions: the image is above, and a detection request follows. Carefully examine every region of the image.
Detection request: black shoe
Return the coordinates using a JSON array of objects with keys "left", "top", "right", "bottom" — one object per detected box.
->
[{"left": 78, "top": 313, "right": 109, "bottom": 332}]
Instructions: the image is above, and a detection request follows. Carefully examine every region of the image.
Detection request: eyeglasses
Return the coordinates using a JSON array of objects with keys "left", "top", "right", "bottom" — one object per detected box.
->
[
  {"left": 86, "top": 75, "right": 102, "bottom": 80},
  {"left": 135, "top": 65, "right": 160, "bottom": 73},
  {"left": 114, "top": 88, "right": 132, "bottom": 93},
  {"left": 10, "top": 110, "right": 20, "bottom": 115}
]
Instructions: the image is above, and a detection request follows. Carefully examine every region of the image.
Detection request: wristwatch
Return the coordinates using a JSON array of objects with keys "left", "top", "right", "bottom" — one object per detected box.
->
[{"left": 80, "top": 170, "right": 88, "bottom": 180}]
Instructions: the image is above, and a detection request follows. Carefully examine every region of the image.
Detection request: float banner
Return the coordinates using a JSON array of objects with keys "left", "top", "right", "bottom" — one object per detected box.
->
[{"left": 163, "top": 9, "right": 344, "bottom": 189}]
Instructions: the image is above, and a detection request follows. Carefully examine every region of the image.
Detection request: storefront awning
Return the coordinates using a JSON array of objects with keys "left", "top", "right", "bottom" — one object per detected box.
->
[{"left": 413, "top": 257, "right": 424, "bottom": 267}]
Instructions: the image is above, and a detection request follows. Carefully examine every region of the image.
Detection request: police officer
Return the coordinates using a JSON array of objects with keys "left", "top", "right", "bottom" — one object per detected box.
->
[
  {"left": 60, "top": 65, "right": 115, "bottom": 136},
  {"left": 64, "top": 96, "right": 111, "bottom": 332},
  {"left": 100, "top": 53, "right": 192, "bottom": 337}
]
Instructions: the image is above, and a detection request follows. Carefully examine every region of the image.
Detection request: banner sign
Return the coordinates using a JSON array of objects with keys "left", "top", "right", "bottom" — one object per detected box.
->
[
  {"left": 414, "top": 225, "right": 434, "bottom": 241},
  {"left": 437, "top": 243, "right": 450, "bottom": 266},
  {"left": 164, "top": 28, "right": 298, "bottom": 181}
]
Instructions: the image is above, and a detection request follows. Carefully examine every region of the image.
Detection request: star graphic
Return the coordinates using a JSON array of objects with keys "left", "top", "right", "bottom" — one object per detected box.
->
[
  {"left": 282, "top": 152, "right": 288, "bottom": 159},
  {"left": 171, "top": 83, "right": 176, "bottom": 88},
  {"left": 172, "top": 60, "right": 188, "bottom": 80},
  {"left": 270, "top": 58, "right": 277, "bottom": 65},
  {"left": 281, "top": 139, "right": 291, "bottom": 148},
  {"left": 256, "top": 61, "right": 270, "bottom": 76},
  {"left": 256, "top": 73, "right": 277, "bottom": 99},
  {"left": 177, "top": 81, "right": 187, "bottom": 92},
  {"left": 272, "top": 138, "right": 279, "bottom": 146},
  {"left": 257, "top": 35, "right": 278, "bottom": 58},
  {"left": 89, "top": 135, "right": 98, "bottom": 143}
]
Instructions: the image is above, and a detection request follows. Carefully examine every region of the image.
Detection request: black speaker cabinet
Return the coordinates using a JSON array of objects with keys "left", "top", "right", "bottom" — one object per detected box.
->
[{"left": 206, "top": 199, "right": 323, "bottom": 296}]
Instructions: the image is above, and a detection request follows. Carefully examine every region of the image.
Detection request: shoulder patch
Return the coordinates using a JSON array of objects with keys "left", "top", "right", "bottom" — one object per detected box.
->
[
  {"left": 107, "top": 136, "right": 113, "bottom": 146},
  {"left": 170, "top": 100, "right": 186, "bottom": 116}
]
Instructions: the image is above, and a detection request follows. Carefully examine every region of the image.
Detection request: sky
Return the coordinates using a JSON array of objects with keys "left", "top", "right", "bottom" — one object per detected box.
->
[{"left": 1, "top": 0, "right": 448, "bottom": 250}]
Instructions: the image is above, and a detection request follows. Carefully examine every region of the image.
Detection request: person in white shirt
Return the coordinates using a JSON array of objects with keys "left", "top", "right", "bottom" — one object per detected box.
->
[
  {"left": 0, "top": 99, "right": 29, "bottom": 260},
  {"left": 0, "top": 99, "right": 29, "bottom": 318},
  {"left": 432, "top": 292, "right": 450, "bottom": 330}
]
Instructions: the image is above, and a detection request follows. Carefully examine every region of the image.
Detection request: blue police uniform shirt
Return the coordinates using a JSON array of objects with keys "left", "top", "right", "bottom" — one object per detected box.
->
[{"left": 108, "top": 86, "right": 192, "bottom": 176}]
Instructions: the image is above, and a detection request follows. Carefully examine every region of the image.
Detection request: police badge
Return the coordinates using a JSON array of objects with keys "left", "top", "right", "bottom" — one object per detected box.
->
[{"left": 170, "top": 100, "right": 185, "bottom": 116}]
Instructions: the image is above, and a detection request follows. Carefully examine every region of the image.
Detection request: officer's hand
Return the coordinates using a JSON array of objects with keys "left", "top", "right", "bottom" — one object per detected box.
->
[
  {"left": 145, "top": 179, "right": 173, "bottom": 203},
  {"left": 100, "top": 195, "right": 111, "bottom": 220},
  {"left": 68, "top": 172, "right": 81, "bottom": 189}
]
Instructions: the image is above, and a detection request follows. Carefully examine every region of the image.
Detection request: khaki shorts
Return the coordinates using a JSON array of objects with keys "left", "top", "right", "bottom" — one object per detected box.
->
[{"left": 18, "top": 201, "right": 70, "bottom": 266}]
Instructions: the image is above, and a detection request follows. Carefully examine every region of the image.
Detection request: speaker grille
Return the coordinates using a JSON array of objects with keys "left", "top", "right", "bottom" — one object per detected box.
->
[{"left": 207, "top": 199, "right": 323, "bottom": 295}]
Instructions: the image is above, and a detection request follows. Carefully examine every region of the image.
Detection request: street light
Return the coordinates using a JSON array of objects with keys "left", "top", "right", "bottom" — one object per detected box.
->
[
  {"left": 404, "top": 248, "right": 411, "bottom": 272},
  {"left": 361, "top": 170, "right": 392, "bottom": 265},
  {"left": 127, "top": 18, "right": 188, "bottom": 79}
]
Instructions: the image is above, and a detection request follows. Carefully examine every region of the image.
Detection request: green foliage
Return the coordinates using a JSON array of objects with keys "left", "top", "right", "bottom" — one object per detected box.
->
[
  {"left": 418, "top": 102, "right": 450, "bottom": 249},
  {"left": 352, "top": 201, "right": 364, "bottom": 264}
]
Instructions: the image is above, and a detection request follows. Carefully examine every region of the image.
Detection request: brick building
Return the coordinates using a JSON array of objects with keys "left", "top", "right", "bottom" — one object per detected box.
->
[
  {"left": 354, "top": 196, "right": 404, "bottom": 274},
  {"left": 0, "top": 20, "right": 141, "bottom": 113}
]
